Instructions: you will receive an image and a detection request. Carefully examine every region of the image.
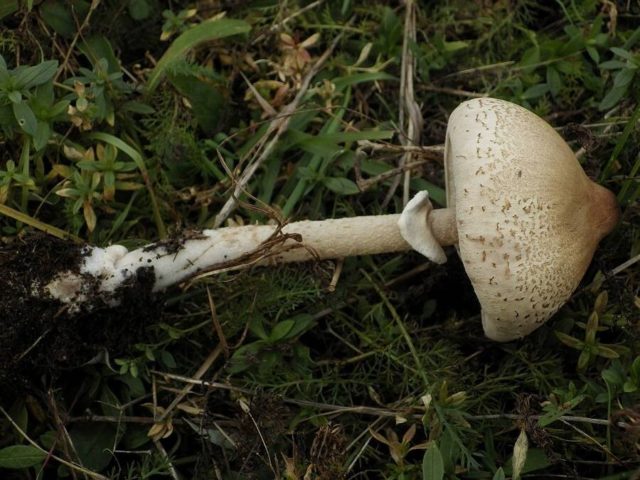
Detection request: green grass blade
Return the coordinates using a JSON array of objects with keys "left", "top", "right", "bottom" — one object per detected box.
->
[
  {"left": 332, "top": 72, "right": 396, "bottom": 90},
  {"left": 281, "top": 90, "right": 351, "bottom": 217},
  {"left": 0, "top": 0, "right": 17, "bottom": 20},
  {"left": 617, "top": 151, "right": 640, "bottom": 205},
  {"left": 0, "top": 203, "right": 81, "bottom": 241},
  {"left": 599, "top": 102, "right": 640, "bottom": 182},
  {"left": 146, "top": 18, "right": 251, "bottom": 93}
]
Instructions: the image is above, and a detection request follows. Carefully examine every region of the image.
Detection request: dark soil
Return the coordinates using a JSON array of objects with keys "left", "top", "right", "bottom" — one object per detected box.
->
[
  {"left": 0, "top": 234, "right": 162, "bottom": 391},
  {"left": 142, "top": 229, "right": 207, "bottom": 256}
]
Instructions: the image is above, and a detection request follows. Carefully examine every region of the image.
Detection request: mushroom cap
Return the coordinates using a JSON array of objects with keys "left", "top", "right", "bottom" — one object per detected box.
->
[{"left": 445, "top": 98, "right": 619, "bottom": 342}]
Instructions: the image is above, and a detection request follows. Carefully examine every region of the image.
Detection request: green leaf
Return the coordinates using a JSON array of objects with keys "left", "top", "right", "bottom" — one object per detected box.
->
[
  {"left": 128, "top": 0, "right": 150, "bottom": 20},
  {"left": 49, "top": 99, "right": 70, "bottom": 119},
  {"left": 7, "top": 90, "right": 21, "bottom": 103},
  {"left": 613, "top": 68, "right": 636, "bottom": 88},
  {"left": 0, "top": 445, "right": 46, "bottom": 469},
  {"left": 40, "top": 0, "right": 90, "bottom": 37},
  {"left": 492, "top": 468, "right": 506, "bottom": 480},
  {"left": 411, "top": 178, "right": 446, "bottom": 206},
  {"left": 99, "top": 385, "right": 121, "bottom": 418},
  {"left": 422, "top": 444, "right": 444, "bottom": 480},
  {"left": 601, "top": 100, "right": 640, "bottom": 180},
  {"left": 555, "top": 331, "right": 584, "bottom": 350},
  {"left": 69, "top": 423, "right": 117, "bottom": 471},
  {"left": 78, "top": 36, "right": 120, "bottom": 73},
  {"left": 13, "top": 102, "right": 37, "bottom": 135},
  {"left": 0, "top": 1, "right": 18, "bottom": 21},
  {"left": 115, "top": 372, "right": 146, "bottom": 398},
  {"left": 600, "top": 59, "right": 625, "bottom": 70},
  {"left": 33, "top": 121, "right": 50, "bottom": 151},
  {"left": 13, "top": 60, "right": 58, "bottom": 90},
  {"left": 121, "top": 425, "right": 151, "bottom": 450},
  {"left": 596, "top": 344, "right": 621, "bottom": 359},
  {"left": 443, "top": 40, "right": 469, "bottom": 53},
  {"left": 249, "top": 316, "right": 269, "bottom": 340},
  {"left": 147, "top": 18, "right": 251, "bottom": 92},
  {"left": 611, "top": 47, "right": 636, "bottom": 62},
  {"left": 0, "top": 54, "right": 8, "bottom": 82},
  {"left": 521, "top": 83, "right": 550, "bottom": 100},
  {"left": 121, "top": 101, "right": 155, "bottom": 114},
  {"left": 168, "top": 73, "right": 226, "bottom": 133},
  {"left": 39, "top": 431, "right": 57, "bottom": 450},
  {"left": 8, "top": 400, "right": 28, "bottom": 433},
  {"left": 288, "top": 126, "right": 393, "bottom": 159},
  {"left": 332, "top": 72, "right": 396, "bottom": 90},
  {"left": 631, "top": 357, "right": 640, "bottom": 377},
  {"left": 323, "top": 177, "right": 360, "bottom": 195},
  {"left": 87, "top": 134, "right": 144, "bottom": 171},
  {"left": 577, "top": 350, "right": 591, "bottom": 371},
  {"left": 321, "top": 130, "right": 394, "bottom": 143},
  {"left": 519, "top": 46, "right": 540, "bottom": 69},
  {"left": 599, "top": 84, "right": 629, "bottom": 110},
  {"left": 269, "top": 320, "right": 296, "bottom": 342},
  {"left": 290, "top": 130, "right": 339, "bottom": 157},
  {"left": 159, "top": 350, "right": 176, "bottom": 369},
  {"left": 537, "top": 394, "right": 586, "bottom": 427},
  {"left": 281, "top": 314, "right": 315, "bottom": 339},
  {"left": 228, "top": 342, "right": 263, "bottom": 374},
  {"left": 586, "top": 46, "right": 599, "bottom": 64},
  {"left": 33, "top": 81, "right": 54, "bottom": 106},
  {"left": 546, "top": 67, "right": 562, "bottom": 96}
]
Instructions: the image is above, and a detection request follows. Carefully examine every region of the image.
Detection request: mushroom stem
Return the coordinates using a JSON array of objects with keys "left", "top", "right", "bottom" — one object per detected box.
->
[
  {"left": 117, "top": 208, "right": 458, "bottom": 292},
  {"left": 43, "top": 205, "right": 458, "bottom": 310}
]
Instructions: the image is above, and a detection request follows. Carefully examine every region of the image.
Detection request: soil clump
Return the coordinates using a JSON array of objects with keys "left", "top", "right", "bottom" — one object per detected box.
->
[{"left": 0, "top": 234, "right": 161, "bottom": 391}]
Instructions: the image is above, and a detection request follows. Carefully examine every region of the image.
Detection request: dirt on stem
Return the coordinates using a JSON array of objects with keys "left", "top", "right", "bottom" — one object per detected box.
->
[{"left": 0, "top": 234, "right": 161, "bottom": 389}]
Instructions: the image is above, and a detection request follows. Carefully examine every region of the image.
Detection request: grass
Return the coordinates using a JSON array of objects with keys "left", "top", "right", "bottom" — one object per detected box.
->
[{"left": 0, "top": 0, "right": 639, "bottom": 479}]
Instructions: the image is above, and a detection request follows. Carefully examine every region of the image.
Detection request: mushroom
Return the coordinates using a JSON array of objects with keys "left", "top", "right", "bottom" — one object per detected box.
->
[
  {"left": 443, "top": 98, "right": 618, "bottom": 340},
  {"left": 18, "top": 98, "right": 619, "bottom": 341}
]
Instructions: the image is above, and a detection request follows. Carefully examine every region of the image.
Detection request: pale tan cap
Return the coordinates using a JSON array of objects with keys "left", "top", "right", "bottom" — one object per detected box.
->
[{"left": 445, "top": 98, "right": 619, "bottom": 341}]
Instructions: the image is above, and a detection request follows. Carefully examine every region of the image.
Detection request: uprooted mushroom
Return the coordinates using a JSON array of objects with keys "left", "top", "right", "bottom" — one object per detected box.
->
[{"left": 0, "top": 98, "right": 619, "bottom": 364}]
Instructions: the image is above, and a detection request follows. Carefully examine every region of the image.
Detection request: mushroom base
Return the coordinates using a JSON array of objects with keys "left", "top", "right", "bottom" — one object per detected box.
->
[{"left": 0, "top": 235, "right": 161, "bottom": 383}]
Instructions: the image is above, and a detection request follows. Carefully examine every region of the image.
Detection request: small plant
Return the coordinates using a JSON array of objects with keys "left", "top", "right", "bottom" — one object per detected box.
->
[
  {"left": 68, "top": 57, "right": 132, "bottom": 128},
  {"left": 370, "top": 423, "right": 427, "bottom": 477},
  {"left": 623, "top": 357, "right": 640, "bottom": 393},
  {"left": 0, "top": 160, "right": 34, "bottom": 204},
  {"left": 555, "top": 291, "right": 630, "bottom": 372},
  {"left": 228, "top": 314, "right": 316, "bottom": 380},
  {"left": 160, "top": 8, "right": 198, "bottom": 41},
  {"left": 0, "top": 56, "right": 66, "bottom": 148},
  {"left": 599, "top": 45, "right": 640, "bottom": 110}
]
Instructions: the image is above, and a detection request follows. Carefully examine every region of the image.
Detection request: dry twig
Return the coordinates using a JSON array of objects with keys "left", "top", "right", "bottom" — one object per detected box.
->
[
  {"left": 383, "top": 0, "right": 423, "bottom": 208},
  {"left": 157, "top": 344, "right": 223, "bottom": 422}
]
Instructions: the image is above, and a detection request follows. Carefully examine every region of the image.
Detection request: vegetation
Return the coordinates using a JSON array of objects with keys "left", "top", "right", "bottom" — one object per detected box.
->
[{"left": 0, "top": 0, "right": 638, "bottom": 478}]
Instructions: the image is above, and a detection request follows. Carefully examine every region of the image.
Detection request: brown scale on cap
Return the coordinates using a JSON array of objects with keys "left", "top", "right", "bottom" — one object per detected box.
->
[{"left": 445, "top": 98, "right": 619, "bottom": 341}]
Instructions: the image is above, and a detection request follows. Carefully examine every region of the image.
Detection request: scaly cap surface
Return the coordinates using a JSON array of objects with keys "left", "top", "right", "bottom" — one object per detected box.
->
[{"left": 445, "top": 98, "right": 618, "bottom": 341}]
